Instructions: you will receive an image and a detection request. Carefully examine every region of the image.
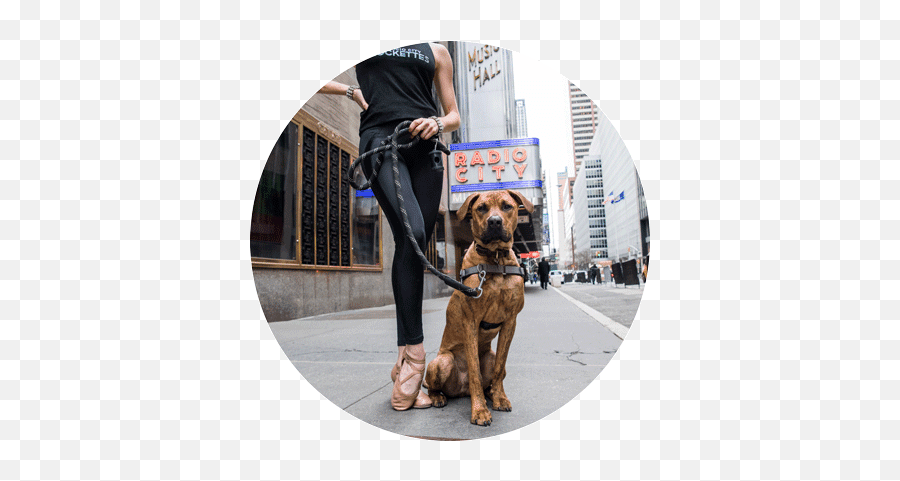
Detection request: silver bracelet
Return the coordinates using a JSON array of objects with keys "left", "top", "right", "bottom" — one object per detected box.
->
[
  {"left": 429, "top": 116, "right": 444, "bottom": 135},
  {"left": 346, "top": 85, "right": 359, "bottom": 99}
]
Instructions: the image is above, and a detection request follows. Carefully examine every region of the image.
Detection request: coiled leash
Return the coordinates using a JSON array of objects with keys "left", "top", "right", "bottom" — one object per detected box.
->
[{"left": 348, "top": 120, "right": 486, "bottom": 298}]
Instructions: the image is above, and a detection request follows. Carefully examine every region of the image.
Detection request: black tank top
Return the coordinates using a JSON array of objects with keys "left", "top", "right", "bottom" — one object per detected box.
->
[{"left": 356, "top": 43, "right": 439, "bottom": 133}]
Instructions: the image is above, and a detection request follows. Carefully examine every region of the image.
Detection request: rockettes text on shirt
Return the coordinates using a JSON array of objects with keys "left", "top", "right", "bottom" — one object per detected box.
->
[{"left": 378, "top": 47, "right": 430, "bottom": 63}]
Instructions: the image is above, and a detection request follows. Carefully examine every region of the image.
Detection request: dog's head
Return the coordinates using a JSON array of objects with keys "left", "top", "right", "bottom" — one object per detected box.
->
[{"left": 457, "top": 190, "right": 535, "bottom": 251}]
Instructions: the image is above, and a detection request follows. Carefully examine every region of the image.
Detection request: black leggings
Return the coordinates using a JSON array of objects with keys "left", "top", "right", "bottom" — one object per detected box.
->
[{"left": 360, "top": 124, "right": 444, "bottom": 346}]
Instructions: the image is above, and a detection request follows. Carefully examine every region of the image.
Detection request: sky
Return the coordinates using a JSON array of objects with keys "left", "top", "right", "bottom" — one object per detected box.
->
[{"left": 511, "top": 52, "right": 576, "bottom": 251}]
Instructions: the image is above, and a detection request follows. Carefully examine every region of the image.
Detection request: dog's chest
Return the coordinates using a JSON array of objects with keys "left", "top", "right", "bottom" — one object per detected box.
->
[
  {"left": 480, "top": 273, "right": 522, "bottom": 295},
  {"left": 476, "top": 273, "right": 525, "bottom": 318}
]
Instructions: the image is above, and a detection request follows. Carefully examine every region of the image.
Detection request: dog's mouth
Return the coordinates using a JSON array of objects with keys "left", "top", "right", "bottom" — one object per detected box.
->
[{"left": 479, "top": 227, "right": 511, "bottom": 245}]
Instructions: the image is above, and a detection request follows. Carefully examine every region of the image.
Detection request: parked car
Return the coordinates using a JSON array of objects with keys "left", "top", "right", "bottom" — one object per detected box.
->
[
  {"left": 574, "top": 270, "right": 588, "bottom": 283},
  {"left": 549, "top": 270, "right": 564, "bottom": 285}
]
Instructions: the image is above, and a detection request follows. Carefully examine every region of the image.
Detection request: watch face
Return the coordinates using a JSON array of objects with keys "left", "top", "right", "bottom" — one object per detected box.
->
[{"left": 252, "top": 41, "right": 647, "bottom": 440}]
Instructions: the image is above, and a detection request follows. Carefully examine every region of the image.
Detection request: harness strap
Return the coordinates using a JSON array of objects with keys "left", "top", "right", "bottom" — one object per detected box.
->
[
  {"left": 480, "top": 320, "right": 502, "bottom": 330},
  {"left": 460, "top": 264, "right": 527, "bottom": 280}
]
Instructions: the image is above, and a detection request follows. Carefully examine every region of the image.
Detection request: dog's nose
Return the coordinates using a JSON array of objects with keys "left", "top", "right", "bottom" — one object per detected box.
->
[{"left": 487, "top": 216, "right": 503, "bottom": 228}]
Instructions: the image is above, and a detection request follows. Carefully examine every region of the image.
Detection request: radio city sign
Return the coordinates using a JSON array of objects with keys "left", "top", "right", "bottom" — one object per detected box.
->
[{"left": 448, "top": 138, "right": 543, "bottom": 211}]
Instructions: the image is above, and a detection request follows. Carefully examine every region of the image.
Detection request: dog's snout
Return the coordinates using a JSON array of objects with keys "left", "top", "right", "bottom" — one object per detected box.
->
[{"left": 487, "top": 216, "right": 503, "bottom": 228}]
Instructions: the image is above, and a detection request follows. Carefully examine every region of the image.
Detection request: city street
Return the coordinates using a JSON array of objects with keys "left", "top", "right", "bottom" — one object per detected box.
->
[
  {"left": 268, "top": 282, "right": 642, "bottom": 440},
  {"left": 545, "top": 279, "right": 644, "bottom": 329}
]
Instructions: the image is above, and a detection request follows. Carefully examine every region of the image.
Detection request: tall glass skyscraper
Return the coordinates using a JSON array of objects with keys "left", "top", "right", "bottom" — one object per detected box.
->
[
  {"left": 568, "top": 82, "right": 599, "bottom": 176},
  {"left": 515, "top": 99, "right": 528, "bottom": 138}
]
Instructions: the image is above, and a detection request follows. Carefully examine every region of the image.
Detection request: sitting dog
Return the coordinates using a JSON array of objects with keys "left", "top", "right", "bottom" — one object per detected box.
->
[{"left": 423, "top": 190, "right": 534, "bottom": 426}]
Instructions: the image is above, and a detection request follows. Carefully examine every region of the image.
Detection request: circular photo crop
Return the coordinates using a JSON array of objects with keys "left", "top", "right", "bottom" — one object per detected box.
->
[{"left": 250, "top": 42, "right": 649, "bottom": 440}]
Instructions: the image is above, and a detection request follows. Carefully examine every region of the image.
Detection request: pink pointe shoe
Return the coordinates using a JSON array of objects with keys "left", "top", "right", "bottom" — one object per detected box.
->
[{"left": 390, "top": 349, "right": 432, "bottom": 410}]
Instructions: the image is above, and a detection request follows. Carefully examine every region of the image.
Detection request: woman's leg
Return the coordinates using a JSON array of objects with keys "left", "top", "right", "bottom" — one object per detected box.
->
[
  {"left": 408, "top": 151, "right": 444, "bottom": 247},
  {"left": 361, "top": 129, "right": 442, "bottom": 409},
  {"left": 370, "top": 149, "right": 442, "bottom": 346},
  {"left": 361, "top": 130, "right": 409, "bottom": 347},
  {"left": 388, "top": 149, "right": 443, "bottom": 409}
]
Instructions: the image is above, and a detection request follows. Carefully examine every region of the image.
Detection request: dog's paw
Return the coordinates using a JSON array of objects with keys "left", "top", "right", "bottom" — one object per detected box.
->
[
  {"left": 470, "top": 407, "right": 492, "bottom": 426},
  {"left": 492, "top": 396, "right": 512, "bottom": 412},
  {"left": 429, "top": 392, "right": 447, "bottom": 408}
]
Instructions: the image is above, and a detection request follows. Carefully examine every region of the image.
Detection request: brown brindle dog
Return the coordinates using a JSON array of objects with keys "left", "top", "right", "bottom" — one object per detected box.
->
[{"left": 423, "top": 189, "right": 534, "bottom": 426}]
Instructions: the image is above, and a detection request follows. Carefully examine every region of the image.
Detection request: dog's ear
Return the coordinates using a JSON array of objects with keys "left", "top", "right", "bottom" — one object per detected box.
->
[
  {"left": 506, "top": 190, "right": 534, "bottom": 213},
  {"left": 457, "top": 193, "right": 480, "bottom": 221}
]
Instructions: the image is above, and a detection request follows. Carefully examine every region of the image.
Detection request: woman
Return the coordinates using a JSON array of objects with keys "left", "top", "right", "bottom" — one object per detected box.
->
[{"left": 319, "top": 43, "right": 460, "bottom": 411}]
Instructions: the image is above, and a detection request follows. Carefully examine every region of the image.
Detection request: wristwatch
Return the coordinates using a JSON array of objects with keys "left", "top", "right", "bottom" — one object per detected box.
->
[{"left": 346, "top": 85, "right": 359, "bottom": 99}]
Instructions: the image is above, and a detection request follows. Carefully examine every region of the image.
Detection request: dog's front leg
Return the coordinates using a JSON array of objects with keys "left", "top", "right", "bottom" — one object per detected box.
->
[
  {"left": 489, "top": 318, "right": 517, "bottom": 412},
  {"left": 464, "top": 320, "right": 492, "bottom": 426}
]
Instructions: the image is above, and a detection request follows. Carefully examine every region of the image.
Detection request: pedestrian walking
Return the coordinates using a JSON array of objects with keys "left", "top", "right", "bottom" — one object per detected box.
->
[
  {"left": 538, "top": 257, "right": 551, "bottom": 290},
  {"left": 589, "top": 264, "right": 599, "bottom": 285}
]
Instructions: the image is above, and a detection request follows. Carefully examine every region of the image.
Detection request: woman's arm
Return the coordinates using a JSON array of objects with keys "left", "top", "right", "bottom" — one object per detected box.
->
[
  {"left": 317, "top": 80, "right": 368, "bottom": 111},
  {"left": 409, "top": 43, "right": 460, "bottom": 139}
]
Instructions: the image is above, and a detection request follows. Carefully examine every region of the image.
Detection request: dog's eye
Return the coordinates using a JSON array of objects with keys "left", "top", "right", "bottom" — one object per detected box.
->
[
  {"left": 501, "top": 203, "right": 513, "bottom": 211},
  {"left": 476, "top": 204, "right": 488, "bottom": 213}
]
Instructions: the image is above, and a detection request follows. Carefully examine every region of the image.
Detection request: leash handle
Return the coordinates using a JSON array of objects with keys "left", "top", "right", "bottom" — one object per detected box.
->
[
  {"left": 347, "top": 121, "right": 450, "bottom": 191},
  {"left": 347, "top": 121, "right": 417, "bottom": 191}
]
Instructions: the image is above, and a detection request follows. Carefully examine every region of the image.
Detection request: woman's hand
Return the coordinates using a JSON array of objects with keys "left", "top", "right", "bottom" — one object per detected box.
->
[
  {"left": 352, "top": 88, "right": 368, "bottom": 111},
  {"left": 408, "top": 117, "right": 440, "bottom": 140},
  {"left": 318, "top": 81, "right": 368, "bottom": 111}
]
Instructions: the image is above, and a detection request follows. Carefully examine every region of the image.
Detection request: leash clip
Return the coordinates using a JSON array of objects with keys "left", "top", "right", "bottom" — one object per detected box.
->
[{"left": 472, "top": 270, "right": 487, "bottom": 299}]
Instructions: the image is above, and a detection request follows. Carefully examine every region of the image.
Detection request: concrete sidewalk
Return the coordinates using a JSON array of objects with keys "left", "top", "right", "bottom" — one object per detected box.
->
[
  {"left": 554, "top": 281, "right": 645, "bottom": 329},
  {"left": 269, "top": 283, "right": 624, "bottom": 440}
]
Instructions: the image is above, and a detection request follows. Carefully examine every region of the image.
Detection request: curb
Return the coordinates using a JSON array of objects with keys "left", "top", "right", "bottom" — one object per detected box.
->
[{"left": 552, "top": 287, "right": 629, "bottom": 340}]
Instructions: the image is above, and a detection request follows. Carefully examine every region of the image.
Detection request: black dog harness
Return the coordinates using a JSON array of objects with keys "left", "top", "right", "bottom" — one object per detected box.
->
[
  {"left": 460, "top": 248, "right": 526, "bottom": 331},
  {"left": 461, "top": 264, "right": 526, "bottom": 330},
  {"left": 459, "top": 263, "right": 527, "bottom": 280},
  {"left": 480, "top": 321, "right": 502, "bottom": 331},
  {"left": 460, "top": 244, "right": 527, "bottom": 281}
]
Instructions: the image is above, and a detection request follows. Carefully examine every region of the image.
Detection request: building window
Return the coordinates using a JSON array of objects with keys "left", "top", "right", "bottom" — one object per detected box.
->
[
  {"left": 589, "top": 218, "right": 607, "bottom": 229},
  {"left": 588, "top": 208, "right": 605, "bottom": 219},
  {"left": 251, "top": 113, "right": 381, "bottom": 270},
  {"left": 250, "top": 123, "right": 298, "bottom": 261},
  {"left": 352, "top": 194, "right": 380, "bottom": 266}
]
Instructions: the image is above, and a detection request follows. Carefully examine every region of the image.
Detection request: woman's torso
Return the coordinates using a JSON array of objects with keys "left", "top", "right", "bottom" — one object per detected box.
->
[{"left": 356, "top": 43, "right": 439, "bottom": 133}]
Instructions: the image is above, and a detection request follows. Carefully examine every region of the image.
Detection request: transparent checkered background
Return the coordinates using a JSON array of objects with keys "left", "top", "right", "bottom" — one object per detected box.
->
[{"left": 2, "top": 0, "right": 898, "bottom": 479}]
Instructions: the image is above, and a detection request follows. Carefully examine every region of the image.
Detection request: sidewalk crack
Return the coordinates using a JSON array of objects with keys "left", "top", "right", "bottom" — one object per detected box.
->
[{"left": 555, "top": 335, "right": 587, "bottom": 365}]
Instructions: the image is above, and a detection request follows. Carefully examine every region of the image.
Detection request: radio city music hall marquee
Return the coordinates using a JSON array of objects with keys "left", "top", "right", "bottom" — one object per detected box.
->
[{"left": 448, "top": 138, "right": 544, "bottom": 211}]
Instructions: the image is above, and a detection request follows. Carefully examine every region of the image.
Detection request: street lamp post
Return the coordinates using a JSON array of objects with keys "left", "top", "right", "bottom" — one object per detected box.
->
[
  {"left": 570, "top": 226, "right": 575, "bottom": 269},
  {"left": 612, "top": 198, "right": 620, "bottom": 262}
]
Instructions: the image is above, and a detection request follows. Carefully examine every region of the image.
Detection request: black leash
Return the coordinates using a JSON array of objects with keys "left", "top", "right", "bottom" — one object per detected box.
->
[{"left": 348, "top": 120, "right": 486, "bottom": 298}]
